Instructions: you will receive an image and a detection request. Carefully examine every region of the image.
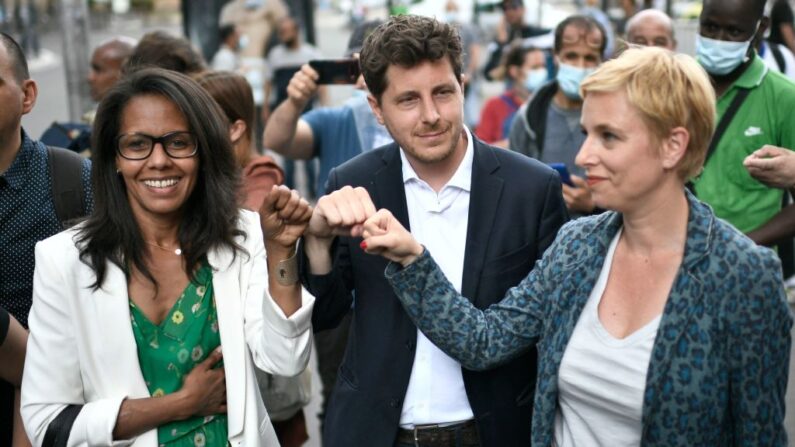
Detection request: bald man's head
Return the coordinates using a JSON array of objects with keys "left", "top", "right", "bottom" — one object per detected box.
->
[
  {"left": 88, "top": 37, "right": 136, "bottom": 102},
  {"left": 626, "top": 9, "right": 676, "bottom": 50}
]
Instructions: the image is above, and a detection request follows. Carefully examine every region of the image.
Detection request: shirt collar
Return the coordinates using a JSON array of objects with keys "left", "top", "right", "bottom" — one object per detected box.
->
[
  {"left": 2, "top": 129, "right": 36, "bottom": 190},
  {"left": 400, "top": 125, "right": 474, "bottom": 192},
  {"left": 731, "top": 53, "right": 768, "bottom": 90}
]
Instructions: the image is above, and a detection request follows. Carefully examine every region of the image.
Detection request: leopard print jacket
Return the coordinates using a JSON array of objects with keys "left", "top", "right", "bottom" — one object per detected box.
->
[{"left": 386, "top": 191, "right": 792, "bottom": 446}]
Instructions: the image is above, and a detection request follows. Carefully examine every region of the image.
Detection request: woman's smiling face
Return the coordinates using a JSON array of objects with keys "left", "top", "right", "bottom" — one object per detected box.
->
[{"left": 115, "top": 94, "right": 199, "bottom": 226}]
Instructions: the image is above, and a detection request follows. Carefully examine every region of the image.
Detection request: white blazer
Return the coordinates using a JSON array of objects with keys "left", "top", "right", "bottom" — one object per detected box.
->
[{"left": 21, "top": 210, "right": 314, "bottom": 446}]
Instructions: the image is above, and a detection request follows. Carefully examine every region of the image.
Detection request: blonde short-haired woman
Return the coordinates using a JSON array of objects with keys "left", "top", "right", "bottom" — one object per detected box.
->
[{"left": 360, "top": 47, "right": 792, "bottom": 446}]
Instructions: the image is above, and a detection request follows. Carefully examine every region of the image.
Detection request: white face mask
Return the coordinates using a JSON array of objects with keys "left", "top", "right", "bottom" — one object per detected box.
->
[
  {"left": 523, "top": 68, "right": 548, "bottom": 92},
  {"left": 696, "top": 21, "right": 760, "bottom": 76},
  {"left": 556, "top": 63, "right": 595, "bottom": 100}
]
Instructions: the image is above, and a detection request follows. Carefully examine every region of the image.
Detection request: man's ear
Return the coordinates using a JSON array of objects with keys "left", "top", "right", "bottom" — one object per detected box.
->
[
  {"left": 21, "top": 79, "right": 37, "bottom": 115},
  {"left": 661, "top": 126, "right": 689, "bottom": 171},
  {"left": 367, "top": 93, "right": 385, "bottom": 125},
  {"left": 229, "top": 119, "right": 247, "bottom": 144}
]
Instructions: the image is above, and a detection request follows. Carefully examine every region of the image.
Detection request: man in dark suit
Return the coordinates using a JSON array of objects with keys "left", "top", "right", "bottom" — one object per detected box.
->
[{"left": 299, "top": 15, "right": 568, "bottom": 447}]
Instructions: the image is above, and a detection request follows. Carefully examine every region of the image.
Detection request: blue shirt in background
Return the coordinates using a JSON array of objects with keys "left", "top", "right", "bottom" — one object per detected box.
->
[{"left": 303, "top": 95, "right": 392, "bottom": 198}]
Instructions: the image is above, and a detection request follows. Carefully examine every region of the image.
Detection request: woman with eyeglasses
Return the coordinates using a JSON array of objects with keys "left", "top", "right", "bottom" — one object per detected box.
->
[{"left": 21, "top": 68, "right": 314, "bottom": 447}]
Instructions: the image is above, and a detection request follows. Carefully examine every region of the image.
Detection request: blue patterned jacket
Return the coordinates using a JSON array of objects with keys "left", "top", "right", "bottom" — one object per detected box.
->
[{"left": 386, "top": 192, "right": 792, "bottom": 446}]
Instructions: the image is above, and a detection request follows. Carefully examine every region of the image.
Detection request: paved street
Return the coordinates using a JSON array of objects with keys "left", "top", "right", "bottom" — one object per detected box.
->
[{"left": 15, "top": 6, "right": 795, "bottom": 446}]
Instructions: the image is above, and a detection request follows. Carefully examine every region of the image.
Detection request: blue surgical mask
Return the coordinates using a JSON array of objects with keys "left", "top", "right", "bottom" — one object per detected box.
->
[
  {"left": 556, "top": 63, "right": 595, "bottom": 100},
  {"left": 523, "top": 68, "right": 548, "bottom": 92},
  {"left": 695, "top": 34, "right": 753, "bottom": 76}
]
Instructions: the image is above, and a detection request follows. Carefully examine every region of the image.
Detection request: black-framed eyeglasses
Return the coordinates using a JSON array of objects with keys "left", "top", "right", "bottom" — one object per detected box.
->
[{"left": 116, "top": 131, "right": 199, "bottom": 160}]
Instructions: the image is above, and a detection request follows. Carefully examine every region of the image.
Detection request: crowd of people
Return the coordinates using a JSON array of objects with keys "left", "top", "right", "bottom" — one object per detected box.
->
[{"left": 1, "top": 0, "right": 795, "bottom": 446}]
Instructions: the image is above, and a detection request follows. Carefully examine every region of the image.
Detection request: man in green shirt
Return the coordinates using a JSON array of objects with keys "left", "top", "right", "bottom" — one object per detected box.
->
[{"left": 693, "top": 0, "right": 795, "bottom": 242}]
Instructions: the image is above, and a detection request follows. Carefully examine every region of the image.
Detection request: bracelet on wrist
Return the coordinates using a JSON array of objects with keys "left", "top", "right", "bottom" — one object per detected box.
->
[{"left": 269, "top": 246, "right": 299, "bottom": 286}]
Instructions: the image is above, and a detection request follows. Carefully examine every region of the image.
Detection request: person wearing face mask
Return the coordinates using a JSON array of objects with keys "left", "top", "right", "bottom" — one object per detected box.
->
[
  {"left": 476, "top": 43, "right": 547, "bottom": 147},
  {"left": 692, "top": 0, "right": 795, "bottom": 276},
  {"left": 509, "top": 15, "right": 606, "bottom": 216}
]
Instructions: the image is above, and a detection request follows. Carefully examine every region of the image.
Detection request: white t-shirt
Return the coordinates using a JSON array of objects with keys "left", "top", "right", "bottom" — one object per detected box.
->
[
  {"left": 554, "top": 229, "right": 662, "bottom": 447},
  {"left": 211, "top": 46, "right": 239, "bottom": 72}
]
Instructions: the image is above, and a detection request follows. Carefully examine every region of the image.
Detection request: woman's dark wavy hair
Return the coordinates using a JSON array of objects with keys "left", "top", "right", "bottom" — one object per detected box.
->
[
  {"left": 77, "top": 67, "right": 244, "bottom": 290},
  {"left": 359, "top": 14, "right": 463, "bottom": 102}
]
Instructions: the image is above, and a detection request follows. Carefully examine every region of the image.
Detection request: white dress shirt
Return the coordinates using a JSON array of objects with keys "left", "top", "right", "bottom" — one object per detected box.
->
[{"left": 399, "top": 127, "right": 476, "bottom": 427}]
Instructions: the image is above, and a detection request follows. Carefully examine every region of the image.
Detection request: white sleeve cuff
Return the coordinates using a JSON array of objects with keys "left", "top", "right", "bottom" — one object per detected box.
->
[
  {"left": 69, "top": 396, "right": 136, "bottom": 447},
  {"left": 261, "top": 288, "right": 315, "bottom": 338}
]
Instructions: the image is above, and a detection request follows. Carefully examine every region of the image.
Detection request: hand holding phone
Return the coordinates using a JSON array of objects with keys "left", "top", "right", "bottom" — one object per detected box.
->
[
  {"left": 309, "top": 59, "right": 361, "bottom": 85},
  {"left": 549, "top": 163, "right": 574, "bottom": 187}
]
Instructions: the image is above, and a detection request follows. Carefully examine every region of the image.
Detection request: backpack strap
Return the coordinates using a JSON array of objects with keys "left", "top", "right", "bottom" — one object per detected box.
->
[
  {"left": 704, "top": 88, "right": 751, "bottom": 165},
  {"left": 47, "top": 145, "right": 86, "bottom": 229},
  {"left": 525, "top": 81, "right": 558, "bottom": 157},
  {"left": 770, "top": 42, "right": 788, "bottom": 74},
  {"left": 688, "top": 88, "right": 751, "bottom": 193},
  {"left": 497, "top": 93, "right": 521, "bottom": 114}
]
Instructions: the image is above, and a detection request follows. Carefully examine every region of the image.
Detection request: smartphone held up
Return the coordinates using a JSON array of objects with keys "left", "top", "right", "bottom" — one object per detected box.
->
[
  {"left": 548, "top": 163, "right": 574, "bottom": 187},
  {"left": 309, "top": 59, "right": 361, "bottom": 85}
]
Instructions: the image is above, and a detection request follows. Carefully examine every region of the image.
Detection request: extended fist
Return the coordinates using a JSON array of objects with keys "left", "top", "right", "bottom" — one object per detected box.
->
[
  {"left": 260, "top": 185, "right": 313, "bottom": 249},
  {"left": 307, "top": 186, "right": 377, "bottom": 240},
  {"left": 361, "top": 209, "right": 424, "bottom": 267}
]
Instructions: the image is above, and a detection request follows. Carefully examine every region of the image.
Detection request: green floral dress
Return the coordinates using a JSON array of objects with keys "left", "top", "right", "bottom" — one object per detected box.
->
[{"left": 130, "top": 262, "right": 229, "bottom": 447}]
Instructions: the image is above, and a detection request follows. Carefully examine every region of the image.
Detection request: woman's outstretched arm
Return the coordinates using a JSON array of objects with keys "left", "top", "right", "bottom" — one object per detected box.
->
[{"left": 362, "top": 209, "right": 554, "bottom": 370}]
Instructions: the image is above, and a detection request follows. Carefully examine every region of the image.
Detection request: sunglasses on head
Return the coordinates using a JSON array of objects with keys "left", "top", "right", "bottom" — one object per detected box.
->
[{"left": 561, "top": 30, "right": 604, "bottom": 50}]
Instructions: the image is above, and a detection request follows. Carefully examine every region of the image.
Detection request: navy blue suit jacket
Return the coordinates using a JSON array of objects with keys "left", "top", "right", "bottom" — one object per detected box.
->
[{"left": 301, "top": 138, "right": 568, "bottom": 446}]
